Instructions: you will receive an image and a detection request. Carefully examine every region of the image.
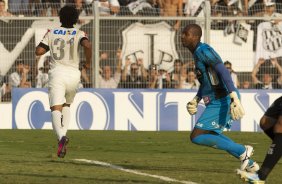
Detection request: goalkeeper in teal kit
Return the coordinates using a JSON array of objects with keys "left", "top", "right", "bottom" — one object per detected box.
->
[{"left": 181, "top": 24, "right": 259, "bottom": 172}]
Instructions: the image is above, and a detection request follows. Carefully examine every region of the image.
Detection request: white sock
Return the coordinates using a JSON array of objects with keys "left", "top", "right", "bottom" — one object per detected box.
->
[
  {"left": 62, "top": 106, "right": 70, "bottom": 136},
  {"left": 51, "top": 110, "right": 64, "bottom": 140}
]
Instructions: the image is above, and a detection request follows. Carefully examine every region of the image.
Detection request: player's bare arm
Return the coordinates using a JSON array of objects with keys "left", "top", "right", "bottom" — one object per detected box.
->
[
  {"left": 159, "top": 0, "right": 183, "bottom": 30},
  {"left": 81, "top": 39, "right": 92, "bottom": 69}
]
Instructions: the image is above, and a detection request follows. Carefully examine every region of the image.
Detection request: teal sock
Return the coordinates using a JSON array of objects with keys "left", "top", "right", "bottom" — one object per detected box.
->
[
  {"left": 218, "top": 134, "right": 243, "bottom": 158},
  {"left": 192, "top": 134, "right": 245, "bottom": 158},
  {"left": 218, "top": 134, "right": 255, "bottom": 165}
]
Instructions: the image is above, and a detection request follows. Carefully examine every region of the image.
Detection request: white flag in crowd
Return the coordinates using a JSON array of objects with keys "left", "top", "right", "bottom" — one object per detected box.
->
[
  {"left": 233, "top": 22, "right": 251, "bottom": 45},
  {"left": 256, "top": 21, "right": 282, "bottom": 63}
]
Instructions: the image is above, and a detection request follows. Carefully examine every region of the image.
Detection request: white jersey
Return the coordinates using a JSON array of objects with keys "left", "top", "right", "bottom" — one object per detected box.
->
[{"left": 41, "top": 27, "right": 88, "bottom": 70}]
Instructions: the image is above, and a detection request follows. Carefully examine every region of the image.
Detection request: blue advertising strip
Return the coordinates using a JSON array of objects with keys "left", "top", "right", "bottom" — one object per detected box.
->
[{"left": 12, "top": 88, "right": 282, "bottom": 131}]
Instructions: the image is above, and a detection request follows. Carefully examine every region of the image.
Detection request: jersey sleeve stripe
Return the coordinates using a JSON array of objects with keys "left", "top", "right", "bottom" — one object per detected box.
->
[{"left": 38, "top": 42, "right": 50, "bottom": 52}]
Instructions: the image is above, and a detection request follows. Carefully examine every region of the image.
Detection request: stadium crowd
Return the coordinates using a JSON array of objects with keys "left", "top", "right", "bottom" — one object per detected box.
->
[{"left": 0, "top": 0, "right": 280, "bottom": 17}]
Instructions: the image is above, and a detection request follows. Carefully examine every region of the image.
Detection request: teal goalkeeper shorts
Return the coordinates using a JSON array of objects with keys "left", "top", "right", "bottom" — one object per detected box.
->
[{"left": 195, "top": 95, "right": 233, "bottom": 134}]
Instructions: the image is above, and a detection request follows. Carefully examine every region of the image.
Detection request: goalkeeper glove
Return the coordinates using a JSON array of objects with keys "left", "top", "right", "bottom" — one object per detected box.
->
[
  {"left": 230, "top": 91, "right": 245, "bottom": 120},
  {"left": 186, "top": 96, "right": 200, "bottom": 115}
]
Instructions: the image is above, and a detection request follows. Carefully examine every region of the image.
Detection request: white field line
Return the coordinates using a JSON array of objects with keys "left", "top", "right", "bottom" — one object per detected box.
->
[{"left": 74, "top": 159, "right": 198, "bottom": 184}]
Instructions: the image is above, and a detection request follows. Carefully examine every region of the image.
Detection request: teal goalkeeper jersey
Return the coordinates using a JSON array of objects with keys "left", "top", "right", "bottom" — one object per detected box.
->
[{"left": 193, "top": 42, "right": 229, "bottom": 104}]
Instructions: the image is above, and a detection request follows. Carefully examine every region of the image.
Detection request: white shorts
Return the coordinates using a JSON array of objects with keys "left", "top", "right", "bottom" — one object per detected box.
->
[{"left": 48, "top": 67, "right": 81, "bottom": 107}]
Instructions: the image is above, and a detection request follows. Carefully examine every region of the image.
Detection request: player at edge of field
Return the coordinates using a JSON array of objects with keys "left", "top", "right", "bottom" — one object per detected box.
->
[
  {"left": 35, "top": 5, "right": 92, "bottom": 158},
  {"left": 181, "top": 24, "right": 259, "bottom": 172},
  {"left": 237, "top": 96, "right": 282, "bottom": 183}
]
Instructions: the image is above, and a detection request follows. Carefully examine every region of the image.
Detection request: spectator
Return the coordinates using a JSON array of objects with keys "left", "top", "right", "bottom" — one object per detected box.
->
[
  {"left": 147, "top": 64, "right": 171, "bottom": 89},
  {"left": 226, "top": 0, "right": 247, "bottom": 16},
  {"left": 98, "top": 0, "right": 120, "bottom": 16},
  {"left": 158, "top": 0, "right": 183, "bottom": 30},
  {"left": 170, "top": 59, "right": 184, "bottom": 88},
  {"left": 263, "top": 0, "right": 282, "bottom": 26},
  {"left": 98, "top": 50, "right": 122, "bottom": 88},
  {"left": 117, "top": 0, "right": 133, "bottom": 6},
  {"left": 36, "top": 56, "right": 50, "bottom": 88},
  {"left": 241, "top": 0, "right": 250, "bottom": 16},
  {"left": 119, "top": 0, "right": 157, "bottom": 16},
  {"left": 98, "top": 64, "right": 120, "bottom": 88},
  {"left": 241, "top": 80, "right": 251, "bottom": 89},
  {"left": 29, "top": 0, "right": 61, "bottom": 16},
  {"left": 119, "top": 57, "right": 147, "bottom": 88},
  {"left": 185, "top": 60, "right": 196, "bottom": 71},
  {"left": 8, "top": 0, "right": 29, "bottom": 15},
  {"left": 80, "top": 65, "right": 91, "bottom": 88},
  {"left": 178, "top": 69, "right": 200, "bottom": 89},
  {"left": 150, "top": 0, "right": 161, "bottom": 12},
  {"left": 210, "top": 1, "right": 225, "bottom": 30},
  {"left": 136, "top": 57, "right": 148, "bottom": 79},
  {"left": 252, "top": 58, "right": 282, "bottom": 89},
  {"left": 117, "top": 0, "right": 131, "bottom": 15},
  {"left": 210, "top": 0, "right": 244, "bottom": 16},
  {"left": 158, "top": 68, "right": 171, "bottom": 88},
  {"left": 0, "top": 0, "right": 13, "bottom": 16},
  {"left": 224, "top": 60, "right": 240, "bottom": 88},
  {"left": 82, "top": 0, "right": 94, "bottom": 15},
  {"left": 248, "top": 0, "right": 264, "bottom": 16},
  {"left": 184, "top": 0, "right": 205, "bottom": 17},
  {"left": 9, "top": 59, "right": 31, "bottom": 88},
  {"left": 100, "top": 51, "right": 109, "bottom": 61},
  {"left": 264, "top": 0, "right": 281, "bottom": 17},
  {"left": 136, "top": 0, "right": 160, "bottom": 16},
  {"left": 0, "top": 76, "right": 11, "bottom": 102}
]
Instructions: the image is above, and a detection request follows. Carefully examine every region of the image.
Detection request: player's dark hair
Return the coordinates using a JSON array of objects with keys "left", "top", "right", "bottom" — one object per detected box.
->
[{"left": 59, "top": 5, "right": 79, "bottom": 27}]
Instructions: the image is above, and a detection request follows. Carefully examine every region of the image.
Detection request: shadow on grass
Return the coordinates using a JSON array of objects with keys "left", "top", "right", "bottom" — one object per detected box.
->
[{"left": 0, "top": 172, "right": 165, "bottom": 184}]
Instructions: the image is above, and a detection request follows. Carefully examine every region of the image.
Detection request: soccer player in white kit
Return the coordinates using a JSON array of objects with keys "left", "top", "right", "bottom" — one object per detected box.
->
[{"left": 35, "top": 5, "right": 92, "bottom": 158}]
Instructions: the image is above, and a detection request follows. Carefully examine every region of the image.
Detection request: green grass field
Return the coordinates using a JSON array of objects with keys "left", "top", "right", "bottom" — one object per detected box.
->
[{"left": 0, "top": 130, "right": 280, "bottom": 184}]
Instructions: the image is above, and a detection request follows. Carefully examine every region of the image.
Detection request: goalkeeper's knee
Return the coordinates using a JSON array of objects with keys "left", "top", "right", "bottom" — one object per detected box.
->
[{"left": 190, "top": 134, "right": 206, "bottom": 145}]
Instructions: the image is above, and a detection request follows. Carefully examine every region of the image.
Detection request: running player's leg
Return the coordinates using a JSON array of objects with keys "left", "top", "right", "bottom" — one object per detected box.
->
[
  {"left": 259, "top": 97, "right": 282, "bottom": 141},
  {"left": 191, "top": 128, "right": 257, "bottom": 170},
  {"left": 260, "top": 116, "right": 275, "bottom": 140},
  {"left": 190, "top": 128, "right": 245, "bottom": 159},
  {"left": 61, "top": 103, "right": 70, "bottom": 136},
  {"left": 258, "top": 116, "right": 282, "bottom": 180},
  {"left": 257, "top": 97, "right": 282, "bottom": 181},
  {"left": 49, "top": 78, "right": 66, "bottom": 141},
  {"left": 63, "top": 72, "right": 80, "bottom": 136},
  {"left": 56, "top": 73, "right": 80, "bottom": 158},
  {"left": 259, "top": 96, "right": 282, "bottom": 140},
  {"left": 237, "top": 115, "right": 282, "bottom": 183},
  {"left": 50, "top": 105, "right": 64, "bottom": 140},
  {"left": 237, "top": 97, "right": 282, "bottom": 182},
  {"left": 49, "top": 72, "right": 69, "bottom": 158},
  {"left": 190, "top": 98, "right": 256, "bottom": 170}
]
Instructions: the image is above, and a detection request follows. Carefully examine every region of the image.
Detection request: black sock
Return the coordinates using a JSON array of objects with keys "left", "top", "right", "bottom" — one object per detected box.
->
[
  {"left": 258, "top": 133, "right": 282, "bottom": 180},
  {"left": 264, "top": 126, "right": 275, "bottom": 140}
]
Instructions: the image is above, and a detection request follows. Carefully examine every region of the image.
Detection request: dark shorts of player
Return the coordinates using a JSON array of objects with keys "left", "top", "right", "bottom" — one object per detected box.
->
[{"left": 264, "top": 96, "right": 282, "bottom": 120}]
